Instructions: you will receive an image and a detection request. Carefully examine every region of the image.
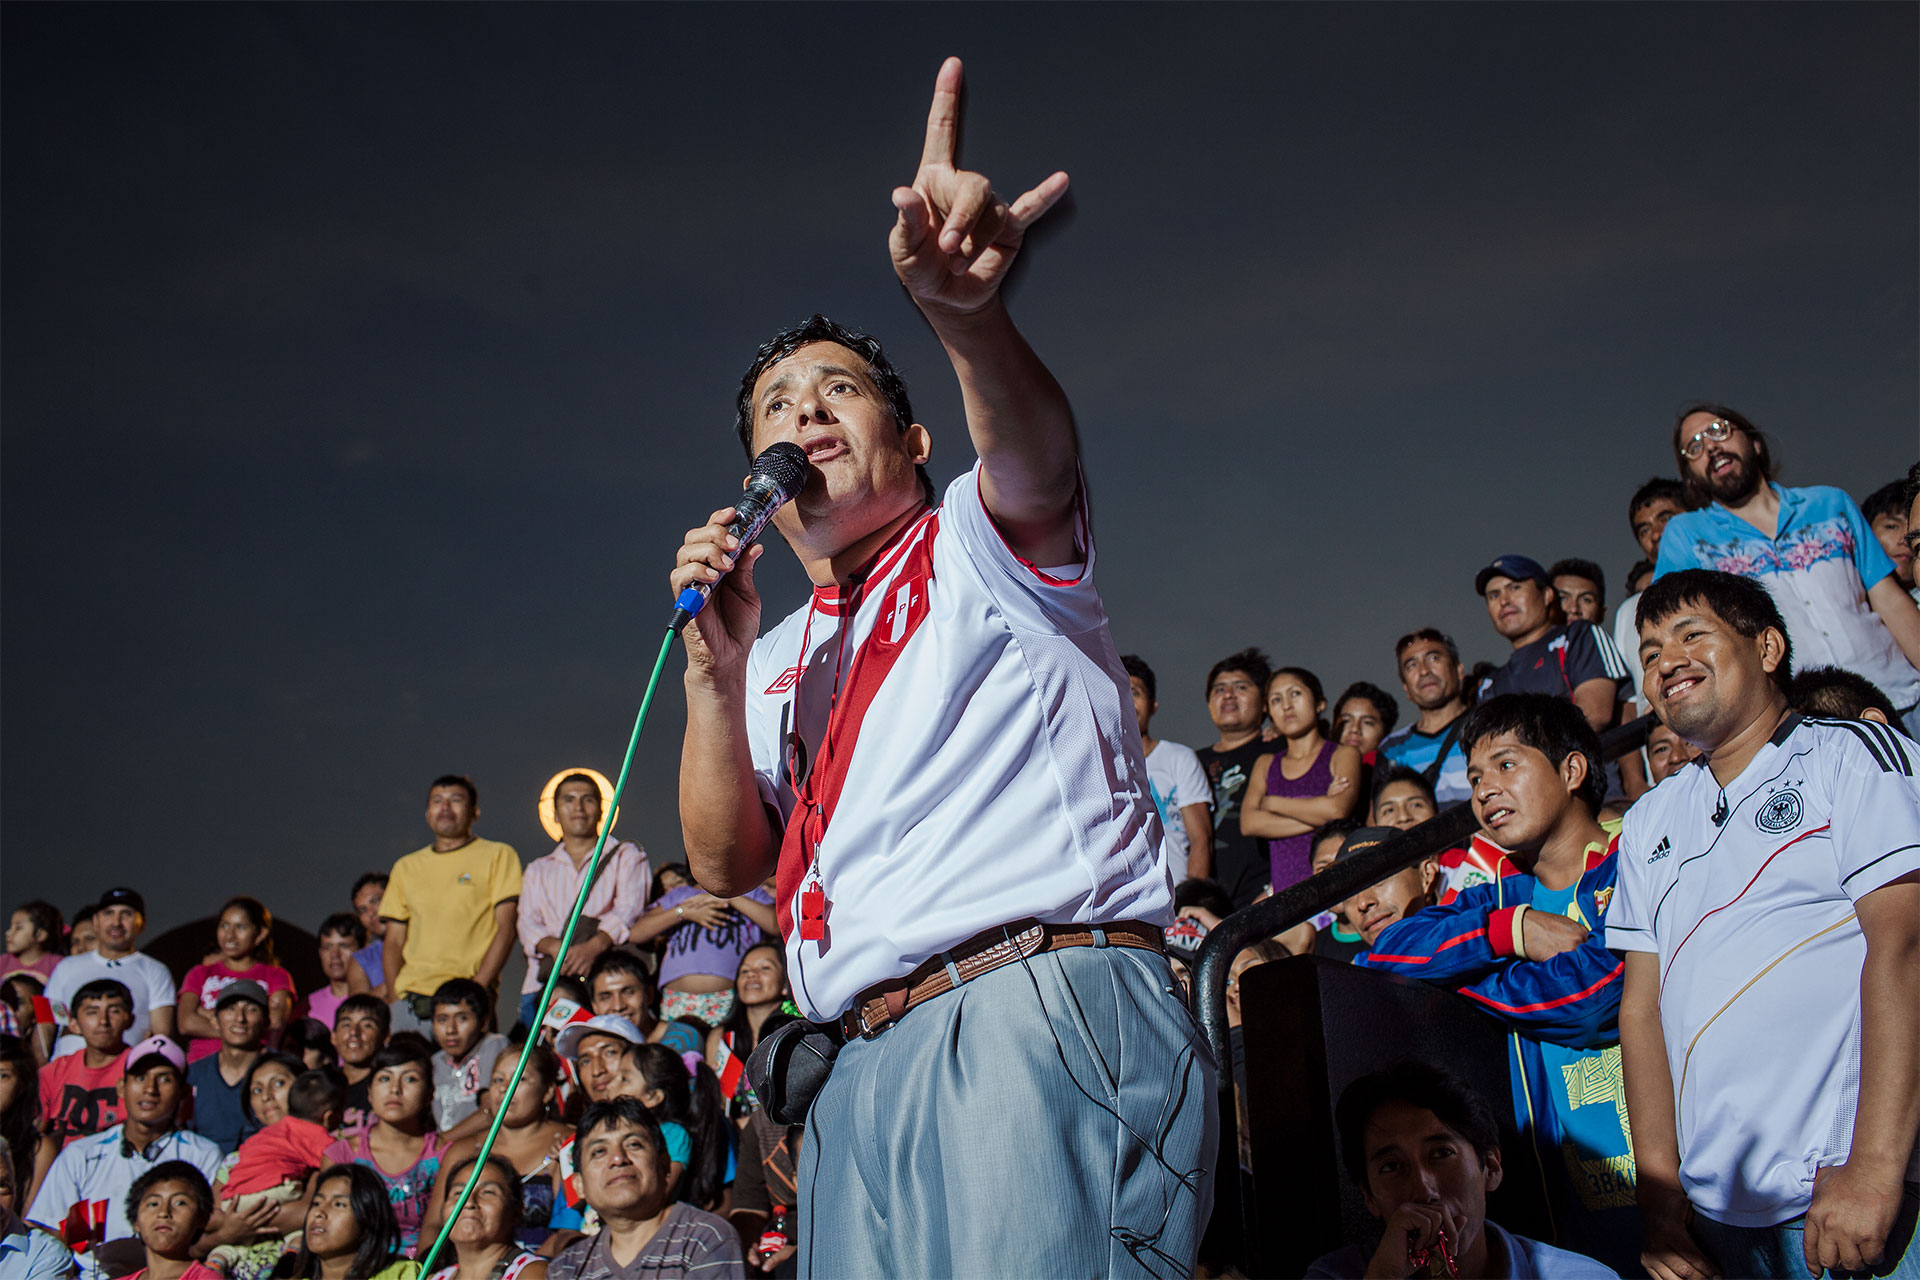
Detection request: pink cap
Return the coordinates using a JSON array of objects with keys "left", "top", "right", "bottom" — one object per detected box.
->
[{"left": 125, "top": 1034, "right": 186, "bottom": 1074}]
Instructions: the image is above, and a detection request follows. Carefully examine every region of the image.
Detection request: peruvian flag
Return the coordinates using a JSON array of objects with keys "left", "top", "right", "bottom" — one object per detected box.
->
[
  {"left": 31, "top": 995, "right": 53, "bottom": 1025},
  {"left": 60, "top": 1199, "right": 108, "bottom": 1250},
  {"left": 715, "top": 1033, "right": 745, "bottom": 1101},
  {"left": 558, "top": 1136, "right": 582, "bottom": 1207}
]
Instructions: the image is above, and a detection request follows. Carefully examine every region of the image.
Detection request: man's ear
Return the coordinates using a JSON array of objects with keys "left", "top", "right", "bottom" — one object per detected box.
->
[
  {"left": 1861, "top": 707, "right": 1892, "bottom": 726},
  {"left": 1561, "top": 749, "right": 1591, "bottom": 800},
  {"left": 906, "top": 422, "right": 932, "bottom": 465},
  {"left": 1482, "top": 1146, "right": 1504, "bottom": 1194},
  {"left": 1758, "top": 626, "right": 1788, "bottom": 677}
]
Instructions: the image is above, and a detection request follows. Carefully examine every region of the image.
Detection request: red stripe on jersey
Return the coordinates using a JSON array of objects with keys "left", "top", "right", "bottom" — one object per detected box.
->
[
  {"left": 1660, "top": 823, "right": 1831, "bottom": 996},
  {"left": 1462, "top": 959, "right": 1624, "bottom": 1015},
  {"left": 775, "top": 517, "right": 939, "bottom": 937}
]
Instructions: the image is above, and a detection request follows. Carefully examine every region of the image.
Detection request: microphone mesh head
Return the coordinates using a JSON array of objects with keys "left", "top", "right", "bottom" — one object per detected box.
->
[{"left": 751, "top": 441, "right": 811, "bottom": 502}]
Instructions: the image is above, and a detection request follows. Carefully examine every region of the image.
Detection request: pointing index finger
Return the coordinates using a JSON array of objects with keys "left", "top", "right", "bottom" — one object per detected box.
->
[{"left": 918, "top": 56, "right": 964, "bottom": 171}]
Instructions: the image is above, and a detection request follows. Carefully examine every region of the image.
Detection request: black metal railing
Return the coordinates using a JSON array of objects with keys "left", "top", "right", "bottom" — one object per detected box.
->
[{"left": 1191, "top": 712, "right": 1655, "bottom": 1267}]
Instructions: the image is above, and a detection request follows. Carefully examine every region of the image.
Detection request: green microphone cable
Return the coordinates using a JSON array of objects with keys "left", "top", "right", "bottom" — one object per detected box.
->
[{"left": 417, "top": 625, "right": 678, "bottom": 1275}]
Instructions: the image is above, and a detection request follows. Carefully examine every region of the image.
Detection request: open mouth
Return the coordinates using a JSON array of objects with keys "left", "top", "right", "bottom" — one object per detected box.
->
[
  {"left": 799, "top": 434, "right": 847, "bottom": 464},
  {"left": 1663, "top": 674, "right": 1704, "bottom": 702},
  {"left": 1483, "top": 804, "right": 1515, "bottom": 828}
]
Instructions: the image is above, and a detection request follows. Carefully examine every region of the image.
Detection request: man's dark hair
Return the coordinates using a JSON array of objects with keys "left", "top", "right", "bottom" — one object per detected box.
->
[
  {"left": 124, "top": 1159, "right": 213, "bottom": 1230},
  {"left": 1310, "top": 816, "right": 1365, "bottom": 858},
  {"left": 554, "top": 772, "right": 600, "bottom": 809},
  {"left": 1120, "top": 654, "right": 1156, "bottom": 705},
  {"left": 318, "top": 912, "right": 366, "bottom": 948},
  {"left": 1172, "top": 879, "right": 1235, "bottom": 921},
  {"left": 588, "top": 946, "right": 657, "bottom": 994},
  {"left": 1336, "top": 1061, "right": 1501, "bottom": 1186},
  {"left": 431, "top": 978, "right": 490, "bottom": 1021},
  {"left": 13, "top": 901, "right": 63, "bottom": 951},
  {"left": 1393, "top": 628, "right": 1460, "bottom": 667},
  {"left": 350, "top": 872, "right": 388, "bottom": 899},
  {"left": 734, "top": 314, "right": 936, "bottom": 505},
  {"left": 1369, "top": 764, "right": 1437, "bottom": 813},
  {"left": 1206, "top": 648, "right": 1273, "bottom": 699},
  {"left": 1628, "top": 476, "right": 1689, "bottom": 523},
  {"left": 1787, "top": 666, "right": 1900, "bottom": 724},
  {"left": 1456, "top": 693, "right": 1606, "bottom": 816},
  {"left": 1548, "top": 558, "right": 1606, "bottom": 611},
  {"left": 1624, "top": 559, "right": 1655, "bottom": 595},
  {"left": 73, "top": 978, "right": 133, "bottom": 1013},
  {"left": 336, "top": 993, "right": 391, "bottom": 1039},
  {"left": 1334, "top": 682, "right": 1400, "bottom": 738},
  {"left": 1671, "top": 402, "right": 1778, "bottom": 507},
  {"left": 1861, "top": 479, "right": 1909, "bottom": 525},
  {"left": 427, "top": 774, "right": 478, "bottom": 808},
  {"left": 289, "top": 1067, "right": 349, "bottom": 1124},
  {"left": 1637, "top": 568, "right": 1793, "bottom": 695},
  {"left": 575, "top": 1096, "right": 667, "bottom": 1163}
]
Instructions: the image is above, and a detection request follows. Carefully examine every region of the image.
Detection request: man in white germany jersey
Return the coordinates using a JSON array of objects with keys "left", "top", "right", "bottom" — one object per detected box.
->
[
  {"left": 1611, "top": 568, "right": 1920, "bottom": 1280},
  {"left": 669, "top": 59, "right": 1213, "bottom": 1279}
]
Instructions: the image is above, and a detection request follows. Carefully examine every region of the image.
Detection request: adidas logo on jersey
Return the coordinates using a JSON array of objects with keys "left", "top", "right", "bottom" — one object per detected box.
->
[{"left": 1647, "top": 836, "right": 1671, "bottom": 864}]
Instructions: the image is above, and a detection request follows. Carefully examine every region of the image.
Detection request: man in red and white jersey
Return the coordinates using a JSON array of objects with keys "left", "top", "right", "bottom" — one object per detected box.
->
[{"left": 670, "top": 58, "right": 1213, "bottom": 1279}]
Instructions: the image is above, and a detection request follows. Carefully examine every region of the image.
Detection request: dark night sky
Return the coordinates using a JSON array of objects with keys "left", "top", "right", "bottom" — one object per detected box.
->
[{"left": 4, "top": 5, "right": 1915, "bottom": 993}]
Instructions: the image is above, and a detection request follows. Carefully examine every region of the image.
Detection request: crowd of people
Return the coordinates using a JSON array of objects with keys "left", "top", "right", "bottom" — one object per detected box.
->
[{"left": 0, "top": 408, "right": 1914, "bottom": 1280}]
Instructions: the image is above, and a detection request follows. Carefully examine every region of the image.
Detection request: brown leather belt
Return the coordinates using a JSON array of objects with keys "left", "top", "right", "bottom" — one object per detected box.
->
[{"left": 837, "top": 918, "right": 1163, "bottom": 1042}]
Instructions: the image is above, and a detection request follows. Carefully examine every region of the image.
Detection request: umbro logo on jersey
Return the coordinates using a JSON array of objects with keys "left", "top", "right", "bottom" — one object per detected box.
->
[
  {"left": 765, "top": 665, "right": 803, "bottom": 695},
  {"left": 1756, "top": 787, "right": 1803, "bottom": 834},
  {"left": 1647, "top": 836, "right": 1671, "bottom": 863}
]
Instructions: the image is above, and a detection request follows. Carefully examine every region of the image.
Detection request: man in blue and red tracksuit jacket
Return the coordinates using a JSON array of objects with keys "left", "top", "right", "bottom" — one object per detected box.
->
[{"left": 1357, "top": 694, "right": 1639, "bottom": 1276}]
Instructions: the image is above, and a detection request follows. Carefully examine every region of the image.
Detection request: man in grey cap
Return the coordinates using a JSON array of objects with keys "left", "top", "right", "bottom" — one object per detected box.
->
[
  {"left": 1474, "top": 554, "right": 1631, "bottom": 734},
  {"left": 184, "top": 979, "right": 268, "bottom": 1155}
]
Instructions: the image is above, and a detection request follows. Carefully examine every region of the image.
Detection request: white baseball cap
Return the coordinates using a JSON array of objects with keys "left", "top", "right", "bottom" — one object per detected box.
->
[{"left": 554, "top": 1013, "right": 645, "bottom": 1062}]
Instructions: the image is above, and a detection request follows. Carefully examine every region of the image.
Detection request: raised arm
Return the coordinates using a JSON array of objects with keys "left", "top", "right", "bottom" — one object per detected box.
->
[{"left": 890, "top": 57, "right": 1076, "bottom": 567}]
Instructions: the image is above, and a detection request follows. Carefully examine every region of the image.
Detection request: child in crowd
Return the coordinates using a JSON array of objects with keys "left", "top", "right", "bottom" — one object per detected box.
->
[
  {"left": 278, "top": 1019, "right": 337, "bottom": 1072},
  {"left": 330, "top": 994, "right": 389, "bottom": 1133},
  {"left": 176, "top": 898, "right": 295, "bottom": 1062},
  {"left": 323, "top": 1040, "right": 446, "bottom": 1254},
  {"left": 2, "top": 902, "right": 65, "bottom": 984},
  {"left": 35, "top": 979, "right": 131, "bottom": 1161},
  {"left": 429, "top": 979, "right": 510, "bottom": 1140},
  {"left": 123, "top": 1159, "right": 221, "bottom": 1280},
  {"left": 307, "top": 914, "right": 367, "bottom": 1031},
  {"left": 206, "top": 1068, "right": 346, "bottom": 1277}
]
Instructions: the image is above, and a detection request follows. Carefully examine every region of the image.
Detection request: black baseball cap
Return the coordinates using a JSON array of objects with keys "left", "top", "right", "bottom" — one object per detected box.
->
[
  {"left": 1334, "top": 826, "right": 1400, "bottom": 864},
  {"left": 1475, "top": 555, "right": 1551, "bottom": 596},
  {"left": 95, "top": 887, "right": 146, "bottom": 916}
]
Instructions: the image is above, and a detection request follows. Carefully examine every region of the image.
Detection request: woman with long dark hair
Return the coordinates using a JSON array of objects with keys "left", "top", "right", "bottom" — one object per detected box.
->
[
  {"left": 271, "top": 1163, "right": 414, "bottom": 1280},
  {"left": 177, "top": 896, "right": 296, "bottom": 1056},
  {"left": 622, "top": 1044, "right": 729, "bottom": 1211},
  {"left": 0, "top": 1035, "right": 37, "bottom": 1200}
]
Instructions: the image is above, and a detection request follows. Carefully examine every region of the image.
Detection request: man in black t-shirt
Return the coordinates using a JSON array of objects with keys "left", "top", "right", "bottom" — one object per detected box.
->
[
  {"left": 1474, "top": 555, "right": 1630, "bottom": 734},
  {"left": 1194, "top": 647, "right": 1275, "bottom": 909}
]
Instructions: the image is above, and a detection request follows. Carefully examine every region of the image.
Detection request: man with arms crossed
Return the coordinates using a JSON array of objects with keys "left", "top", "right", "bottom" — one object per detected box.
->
[
  {"left": 1613, "top": 569, "right": 1920, "bottom": 1280},
  {"left": 671, "top": 59, "right": 1211, "bottom": 1278}
]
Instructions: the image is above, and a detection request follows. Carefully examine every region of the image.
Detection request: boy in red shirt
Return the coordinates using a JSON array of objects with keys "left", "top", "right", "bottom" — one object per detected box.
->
[{"left": 32, "top": 979, "right": 132, "bottom": 1186}]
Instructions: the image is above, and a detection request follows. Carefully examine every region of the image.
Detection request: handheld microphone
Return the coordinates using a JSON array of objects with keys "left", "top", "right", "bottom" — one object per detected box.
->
[{"left": 670, "top": 442, "right": 810, "bottom": 633}]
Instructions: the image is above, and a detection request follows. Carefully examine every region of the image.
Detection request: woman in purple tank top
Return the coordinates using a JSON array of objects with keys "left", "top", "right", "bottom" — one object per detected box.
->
[{"left": 1239, "top": 667, "right": 1364, "bottom": 899}]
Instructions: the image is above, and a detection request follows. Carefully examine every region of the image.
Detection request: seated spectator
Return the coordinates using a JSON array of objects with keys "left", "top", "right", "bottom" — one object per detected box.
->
[
  {"left": 240, "top": 1052, "right": 305, "bottom": 1142},
  {"left": 3, "top": 903, "right": 65, "bottom": 985},
  {"left": 206, "top": 1068, "right": 345, "bottom": 1277},
  {"left": 278, "top": 1020, "right": 337, "bottom": 1073},
  {"left": 42, "top": 890, "right": 175, "bottom": 1061},
  {"left": 1305, "top": 819, "right": 1367, "bottom": 964},
  {"left": 1657, "top": 403, "right": 1920, "bottom": 733},
  {"left": 1786, "top": 663, "right": 1900, "bottom": 725},
  {"left": 308, "top": 915, "right": 367, "bottom": 1032},
  {"left": 66, "top": 909, "right": 96, "bottom": 959},
  {"left": 36, "top": 980, "right": 131, "bottom": 1170},
  {"left": 1550, "top": 559, "right": 1608, "bottom": 625},
  {"left": 552, "top": 1018, "right": 693, "bottom": 1217},
  {"left": 1333, "top": 828, "right": 1440, "bottom": 950},
  {"left": 1243, "top": 668, "right": 1363, "bottom": 899},
  {"left": 420, "top": 1047, "right": 570, "bottom": 1254},
  {"left": 349, "top": 875, "right": 393, "bottom": 1003},
  {"left": 186, "top": 981, "right": 270, "bottom": 1156},
  {"left": 1358, "top": 694, "right": 1635, "bottom": 1273},
  {"left": 1862, "top": 475, "right": 1918, "bottom": 597},
  {"left": 425, "top": 1154, "right": 549, "bottom": 1280},
  {"left": 1196, "top": 647, "right": 1279, "bottom": 908},
  {"left": 1641, "top": 720, "right": 1699, "bottom": 788},
  {"left": 635, "top": 878, "right": 775, "bottom": 1028},
  {"left": 1332, "top": 683, "right": 1399, "bottom": 761},
  {"left": 587, "top": 951, "right": 701, "bottom": 1057},
  {"left": 1475, "top": 556, "right": 1631, "bottom": 733},
  {"left": 270, "top": 1162, "right": 414, "bottom": 1280},
  {"left": 1622, "top": 560, "right": 1653, "bottom": 599},
  {"left": 122, "top": 1159, "right": 217, "bottom": 1280},
  {"left": 1611, "top": 479, "right": 1690, "bottom": 691},
  {"left": 547, "top": 1100, "right": 742, "bottom": 1280},
  {"left": 1369, "top": 766, "right": 1437, "bottom": 832},
  {"left": 1124, "top": 654, "right": 1214, "bottom": 882},
  {"left": 321, "top": 1040, "right": 446, "bottom": 1255},
  {"left": 518, "top": 772, "right": 652, "bottom": 1033},
  {"left": 176, "top": 899, "right": 294, "bottom": 1063},
  {"left": 1306, "top": 1062, "right": 1615, "bottom": 1279},
  {"left": 27, "top": 1036, "right": 221, "bottom": 1274},
  {"left": 329, "top": 995, "right": 389, "bottom": 1135},
  {"left": 0, "top": 1037, "right": 38, "bottom": 1206},
  {"left": 429, "top": 980, "right": 510, "bottom": 1141},
  {"left": 1379, "top": 630, "right": 1473, "bottom": 807},
  {"left": 706, "top": 944, "right": 791, "bottom": 1081},
  {"left": 1, "top": 975, "right": 44, "bottom": 1044},
  {"left": 0, "top": 1143, "right": 75, "bottom": 1277},
  {"left": 617, "top": 1045, "right": 727, "bottom": 1213}
]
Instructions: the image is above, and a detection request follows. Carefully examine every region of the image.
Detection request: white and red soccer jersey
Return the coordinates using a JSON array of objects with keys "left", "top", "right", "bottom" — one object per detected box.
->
[{"left": 745, "top": 462, "right": 1174, "bottom": 1021}]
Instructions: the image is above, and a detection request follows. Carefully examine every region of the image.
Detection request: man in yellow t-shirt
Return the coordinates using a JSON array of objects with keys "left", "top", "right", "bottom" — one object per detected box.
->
[{"left": 380, "top": 774, "right": 522, "bottom": 1033}]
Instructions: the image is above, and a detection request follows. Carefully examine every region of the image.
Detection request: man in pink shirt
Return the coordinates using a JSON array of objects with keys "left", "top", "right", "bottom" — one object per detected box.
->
[{"left": 515, "top": 772, "right": 651, "bottom": 1029}]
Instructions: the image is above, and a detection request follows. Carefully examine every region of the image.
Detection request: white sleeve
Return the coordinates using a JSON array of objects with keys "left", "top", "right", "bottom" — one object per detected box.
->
[
  {"left": 41, "top": 960, "right": 75, "bottom": 1023},
  {"left": 937, "top": 462, "right": 1106, "bottom": 636},
  {"left": 143, "top": 958, "right": 176, "bottom": 1012},
  {"left": 1172, "top": 746, "right": 1212, "bottom": 814},
  {"left": 1606, "top": 807, "right": 1659, "bottom": 955},
  {"left": 25, "top": 1145, "right": 76, "bottom": 1232},
  {"left": 1827, "top": 722, "right": 1920, "bottom": 902},
  {"left": 743, "top": 638, "right": 791, "bottom": 824}
]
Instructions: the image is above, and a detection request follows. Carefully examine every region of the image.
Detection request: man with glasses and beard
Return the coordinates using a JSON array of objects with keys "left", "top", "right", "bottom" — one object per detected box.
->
[{"left": 1653, "top": 403, "right": 1920, "bottom": 735}]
